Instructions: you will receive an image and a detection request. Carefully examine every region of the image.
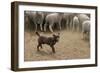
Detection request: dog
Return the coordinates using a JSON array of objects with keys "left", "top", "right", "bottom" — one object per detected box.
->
[{"left": 36, "top": 32, "right": 60, "bottom": 53}]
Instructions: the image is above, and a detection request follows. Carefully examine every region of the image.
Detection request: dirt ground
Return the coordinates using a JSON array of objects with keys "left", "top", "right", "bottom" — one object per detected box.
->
[{"left": 24, "top": 30, "right": 90, "bottom": 61}]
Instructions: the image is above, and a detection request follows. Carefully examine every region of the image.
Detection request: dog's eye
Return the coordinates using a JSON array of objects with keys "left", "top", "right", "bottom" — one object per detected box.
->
[{"left": 57, "top": 37, "right": 59, "bottom": 39}]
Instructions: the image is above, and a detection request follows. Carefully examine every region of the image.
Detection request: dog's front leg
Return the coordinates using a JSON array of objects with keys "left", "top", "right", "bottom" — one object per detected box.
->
[{"left": 51, "top": 45, "right": 55, "bottom": 53}]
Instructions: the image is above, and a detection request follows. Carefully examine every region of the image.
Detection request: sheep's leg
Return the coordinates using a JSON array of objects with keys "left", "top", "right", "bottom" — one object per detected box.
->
[
  {"left": 68, "top": 19, "right": 71, "bottom": 30},
  {"left": 86, "top": 32, "right": 89, "bottom": 40},
  {"left": 88, "top": 32, "right": 90, "bottom": 40},
  {"left": 44, "top": 23, "right": 47, "bottom": 32},
  {"left": 77, "top": 24, "right": 79, "bottom": 32},
  {"left": 76, "top": 24, "right": 78, "bottom": 32},
  {"left": 72, "top": 21, "right": 74, "bottom": 31},
  {"left": 59, "top": 23, "right": 61, "bottom": 30},
  {"left": 65, "top": 22, "right": 67, "bottom": 30},
  {"left": 40, "top": 23, "right": 43, "bottom": 31},
  {"left": 72, "top": 20, "right": 76, "bottom": 32},
  {"left": 49, "top": 25, "right": 53, "bottom": 32},
  {"left": 69, "top": 19, "right": 71, "bottom": 30},
  {"left": 82, "top": 32, "right": 85, "bottom": 40},
  {"left": 85, "top": 34, "right": 87, "bottom": 40},
  {"left": 79, "top": 24, "right": 82, "bottom": 32},
  {"left": 74, "top": 24, "right": 77, "bottom": 31},
  {"left": 35, "top": 23, "right": 37, "bottom": 32},
  {"left": 70, "top": 19, "right": 73, "bottom": 30},
  {"left": 66, "top": 20, "right": 68, "bottom": 30}
]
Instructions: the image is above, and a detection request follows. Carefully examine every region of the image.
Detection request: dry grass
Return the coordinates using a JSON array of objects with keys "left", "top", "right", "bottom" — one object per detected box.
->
[{"left": 24, "top": 30, "right": 90, "bottom": 61}]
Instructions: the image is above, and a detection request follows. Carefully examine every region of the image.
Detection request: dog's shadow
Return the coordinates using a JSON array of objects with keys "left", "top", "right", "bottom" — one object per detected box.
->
[{"left": 36, "top": 50, "right": 54, "bottom": 56}]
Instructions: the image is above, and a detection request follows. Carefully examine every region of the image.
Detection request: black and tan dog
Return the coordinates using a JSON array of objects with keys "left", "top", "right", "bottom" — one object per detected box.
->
[{"left": 36, "top": 32, "right": 60, "bottom": 53}]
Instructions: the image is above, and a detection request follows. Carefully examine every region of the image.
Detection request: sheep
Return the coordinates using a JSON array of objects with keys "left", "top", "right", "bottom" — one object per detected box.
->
[
  {"left": 82, "top": 20, "right": 90, "bottom": 40},
  {"left": 72, "top": 16, "right": 79, "bottom": 31},
  {"left": 44, "top": 13, "right": 63, "bottom": 32}
]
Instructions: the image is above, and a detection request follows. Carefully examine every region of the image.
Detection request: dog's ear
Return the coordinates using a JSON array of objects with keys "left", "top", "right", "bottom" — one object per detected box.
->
[{"left": 53, "top": 34, "right": 56, "bottom": 37}]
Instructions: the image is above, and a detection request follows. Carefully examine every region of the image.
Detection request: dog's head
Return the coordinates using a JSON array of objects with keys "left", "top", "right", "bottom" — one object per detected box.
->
[{"left": 53, "top": 33, "right": 60, "bottom": 42}]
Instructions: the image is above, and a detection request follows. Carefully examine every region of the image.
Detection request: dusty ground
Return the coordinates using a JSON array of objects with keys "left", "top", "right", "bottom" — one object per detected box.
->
[{"left": 24, "top": 30, "right": 90, "bottom": 61}]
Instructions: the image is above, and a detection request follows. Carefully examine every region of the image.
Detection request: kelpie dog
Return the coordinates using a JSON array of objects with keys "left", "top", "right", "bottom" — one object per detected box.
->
[{"left": 36, "top": 32, "right": 60, "bottom": 53}]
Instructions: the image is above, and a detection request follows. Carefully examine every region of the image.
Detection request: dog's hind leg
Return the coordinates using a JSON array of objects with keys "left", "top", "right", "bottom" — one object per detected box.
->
[
  {"left": 40, "top": 44, "right": 43, "bottom": 49},
  {"left": 37, "top": 44, "right": 40, "bottom": 51}
]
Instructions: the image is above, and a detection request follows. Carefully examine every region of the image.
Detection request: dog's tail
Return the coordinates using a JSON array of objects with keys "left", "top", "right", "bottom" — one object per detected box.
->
[{"left": 36, "top": 32, "right": 40, "bottom": 37}]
